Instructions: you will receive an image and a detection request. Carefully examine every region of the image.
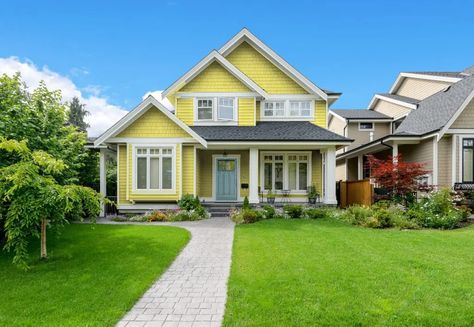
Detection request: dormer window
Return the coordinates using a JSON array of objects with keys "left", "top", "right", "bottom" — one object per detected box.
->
[
  {"left": 195, "top": 97, "right": 237, "bottom": 124},
  {"left": 261, "top": 100, "right": 313, "bottom": 119}
]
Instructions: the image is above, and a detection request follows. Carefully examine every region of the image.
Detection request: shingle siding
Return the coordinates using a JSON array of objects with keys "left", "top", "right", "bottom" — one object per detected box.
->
[{"left": 396, "top": 77, "right": 452, "bottom": 100}]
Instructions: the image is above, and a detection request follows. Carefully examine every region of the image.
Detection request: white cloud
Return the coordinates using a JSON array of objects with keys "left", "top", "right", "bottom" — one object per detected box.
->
[
  {"left": 0, "top": 56, "right": 128, "bottom": 137},
  {"left": 143, "top": 90, "right": 175, "bottom": 111}
]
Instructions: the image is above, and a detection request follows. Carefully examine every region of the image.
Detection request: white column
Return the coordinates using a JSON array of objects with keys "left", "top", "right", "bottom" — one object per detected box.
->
[
  {"left": 392, "top": 142, "right": 398, "bottom": 160},
  {"left": 99, "top": 148, "right": 107, "bottom": 217},
  {"left": 324, "top": 147, "right": 337, "bottom": 205},
  {"left": 451, "top": 135, "right": 457, "bottom": 186},
  {"left": 432, "top": 138, "right": 438, "bottom": 186},
  {"left": 249, "top": 147, "right": 259, "bottom": 203},
  {"left": 357, "top": 155, "right": 363, "bottom": 180}
]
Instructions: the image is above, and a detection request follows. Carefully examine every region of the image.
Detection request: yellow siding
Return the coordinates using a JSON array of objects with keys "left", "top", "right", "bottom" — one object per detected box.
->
[
  {"left": 238, "top": 98, "right": 255, "bottom": 126},
  {"left": 182, "top": 145, "right": 195, "bottom": 195},
  {"left": 118, "top": 145, "right": 129, "bottom": 205},
  {"left": 117, "top": 106, "right": 189, "bottom": 138},
  {"left": 127, "top": 145, "right": 181, "bottom": 202},
  {"left": 176, "top": 98, "right": 194, "bottom": 126},
  {"left": 179, "top": 61, "right": 251, "bottom": 93},
  {"left": 312, "top": 150, "right": 323, "bottom": 193},
  {"left": 226, "top": 41, "right": 308, "bottom": 94},
  {"left": 313, "top": 100, "right": 327, "bottom": 128}
]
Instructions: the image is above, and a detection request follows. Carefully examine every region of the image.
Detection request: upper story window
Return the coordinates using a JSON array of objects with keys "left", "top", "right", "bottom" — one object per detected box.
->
[
  {"left": 261, "top": 100, "right": 313, "bottom": 119},
  {"left": 135, "top": 147, "right": 174, "bottom": 191},
  {"left": 359, "top": 122, "right": 374, "bottom": 131},
  {"left": 195, "top": 97, "right": 236, "bottom": 123}
]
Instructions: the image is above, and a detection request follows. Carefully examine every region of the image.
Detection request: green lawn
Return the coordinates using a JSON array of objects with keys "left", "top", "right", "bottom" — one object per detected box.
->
[
  {"left": 0, "top": 224, "right": 190, "bottom": 327},
  {"left": 224, "top": 219, "right": 474, "bottom": 326}
]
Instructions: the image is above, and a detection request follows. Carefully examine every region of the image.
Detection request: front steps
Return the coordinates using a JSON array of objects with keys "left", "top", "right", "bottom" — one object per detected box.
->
[{"left": 203, "top": 202, "right": 241, "bottom": 218}]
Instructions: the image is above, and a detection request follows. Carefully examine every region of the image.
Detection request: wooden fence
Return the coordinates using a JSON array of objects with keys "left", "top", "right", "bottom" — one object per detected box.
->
[{"left": 338, "top": 179, "right": 373, "bottom": 208}]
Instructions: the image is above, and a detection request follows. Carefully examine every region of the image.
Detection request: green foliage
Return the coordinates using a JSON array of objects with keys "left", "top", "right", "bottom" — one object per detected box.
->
[
  {"left": 178, "top": 194, "right": 201, "bottom": 211},
  {"left": 304, "top": 207, "right": 330, "bottom": 219},
  {"left": 261, "top": 205, "right": 276, "bottom": 219},
  {"left": 230, "top": 208, "right": 260, "bottom": 224},
  {"left": 0, "top": 138, "right": 101, "bottom": 269},
  {"left": 242, "top": 196, "right": 250, "bottom": 209},
  {"left": 283, "top": 205, "right": 304, "bottom": 219},
  {"left": 0, "top": 74, "right": 89, "bottom": 185},
  {"left": 67, "top": 97, "right": 89, "bottom": 131}
]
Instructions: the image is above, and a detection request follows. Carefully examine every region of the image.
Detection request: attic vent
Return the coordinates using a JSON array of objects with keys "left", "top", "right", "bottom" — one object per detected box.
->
[{"left": 443, "top": 86, "right": 451, "bottom": 92}]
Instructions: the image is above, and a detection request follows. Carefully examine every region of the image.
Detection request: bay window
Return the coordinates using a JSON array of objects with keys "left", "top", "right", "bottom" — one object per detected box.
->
[
  {"left": 262, "top": 100, "right": 313, "bottom": 119},
  {"left": 135, "top": 147, "right": 174, "bottom": 190},
  {"left": 463, "top": 139, "right": 474, "bottom": 182},
  {"left": 262, "top": 153, "right": 310, "bottom": 192},
  {"left": 196, "top": 97, "right": 236, "bottom": 122}
]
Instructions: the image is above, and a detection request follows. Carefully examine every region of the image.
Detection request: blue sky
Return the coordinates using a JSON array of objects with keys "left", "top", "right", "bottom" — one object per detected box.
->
[{"left": 1, "top": 0, "right": 473, "bottom": 117}]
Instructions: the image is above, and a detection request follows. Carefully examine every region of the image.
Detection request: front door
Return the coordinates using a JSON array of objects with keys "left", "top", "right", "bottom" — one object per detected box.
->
[{"left": 216, "top": 158, "right": 238, "bottom": 201}]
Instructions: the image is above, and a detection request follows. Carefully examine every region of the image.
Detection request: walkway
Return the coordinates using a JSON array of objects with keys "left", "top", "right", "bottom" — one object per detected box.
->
[{"left": 116, "top": 216, "right": 235, "bottom": 327}]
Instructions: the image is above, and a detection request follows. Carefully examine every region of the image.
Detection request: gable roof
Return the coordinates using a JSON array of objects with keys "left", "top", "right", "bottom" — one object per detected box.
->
[
  {"left": 331, "top": 109, "right": 392, "bottom": 120},
  {"left": 394, "top": 75, "right": 474, "bottom": 136},
  {"left": 219, "top": 28, "right": 329, "bottom": 100},
  {"left": 191, "top": 121, "right": 351, "bottom": 142},
  {"left": 162, "top": 50, "right": 268, "bottom": 98},
  {"left": 94, "top": 96, "right": 207, "bottom": 147},
  {"left": 369, "top": 93, "right": 418, "bottom": 110}
]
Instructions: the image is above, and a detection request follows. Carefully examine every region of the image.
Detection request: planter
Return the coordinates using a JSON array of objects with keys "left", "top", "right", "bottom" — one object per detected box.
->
[
  {"left": 308, "top": 197, "right": 316, "bottom": 205},
  {"left": 267, "top": 197, "right": 275, "bottom": 204}
]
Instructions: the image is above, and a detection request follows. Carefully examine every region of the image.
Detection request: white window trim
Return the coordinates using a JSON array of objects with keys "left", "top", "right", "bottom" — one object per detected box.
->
[
  {"left": 194, "top": 96, "right": 238, "bottom": 125},
  {"left": 358, "top": 122, "right": 374, "bottom": 131},
  {"left": 212, "top": 154, "right": 241, "bottom": 201},
  {"left": 259, "top": 151, "right": 312, "bottom": 194},
  {"left": 260, "top": 100, "right": 314, "bottom": 121},
  {"left": 132, "top": 144, "right": 177, "bottom": 194}
]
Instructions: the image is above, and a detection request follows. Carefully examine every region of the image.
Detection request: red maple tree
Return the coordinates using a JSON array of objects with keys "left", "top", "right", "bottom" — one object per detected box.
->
[{"left": 367, "top": 154, "right": 430, "bottom": 198}]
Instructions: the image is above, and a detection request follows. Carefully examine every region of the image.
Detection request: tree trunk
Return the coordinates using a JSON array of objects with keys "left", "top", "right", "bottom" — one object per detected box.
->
[{"left": 40, "top": 219, "right": 47, "bottom": 259}]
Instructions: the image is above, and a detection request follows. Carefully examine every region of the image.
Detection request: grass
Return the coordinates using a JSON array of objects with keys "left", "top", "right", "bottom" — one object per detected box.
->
[
  {"left": 0, "top": 224, "right": 190, "bottom": 327},
  {"left": 224, "top": 219, "right": 474, "bottom": 326}
]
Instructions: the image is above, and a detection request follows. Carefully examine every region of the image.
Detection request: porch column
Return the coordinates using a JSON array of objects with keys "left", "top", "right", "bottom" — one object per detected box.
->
[
  {"left": 249, "top": 147, "right": 259, "bottom": 203},
  {"left": 392, "top": 142, "right": 398, "bottom": 162},
  {"left": 324, "top": 147, "right": 337, "bottom": 205},
  {"left": 357, "top": 155, "right": 363, "bottom": 180},
  {"left": 99, "top": 148, "right": 107, "bottom": 217}
]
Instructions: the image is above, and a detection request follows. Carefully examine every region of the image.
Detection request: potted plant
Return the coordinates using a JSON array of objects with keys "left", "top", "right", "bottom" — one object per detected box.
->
[
  {"left": 307, "top": 185, "right": 320, "bottom": 204},
  {"left": 267, "top": 190, "right": 276, "bottom": 204}
]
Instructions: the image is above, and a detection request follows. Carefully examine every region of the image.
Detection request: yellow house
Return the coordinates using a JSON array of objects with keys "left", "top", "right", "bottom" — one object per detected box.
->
[{"left": 94, "top": 28, "right": 351, "bottom": 212}]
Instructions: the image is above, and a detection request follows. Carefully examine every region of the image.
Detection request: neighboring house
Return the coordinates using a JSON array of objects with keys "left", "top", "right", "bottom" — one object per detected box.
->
[
  {"left": 330, "top": 65, "right": 474, "bottom": 187},
  {"left": 94, "top": 28, "right": 351, "bottom": 212}
]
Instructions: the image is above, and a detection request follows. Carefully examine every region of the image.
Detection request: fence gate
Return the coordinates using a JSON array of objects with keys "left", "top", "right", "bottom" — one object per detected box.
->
[{"left": 338, "top": 179, "right": 373, "bottom": 208}]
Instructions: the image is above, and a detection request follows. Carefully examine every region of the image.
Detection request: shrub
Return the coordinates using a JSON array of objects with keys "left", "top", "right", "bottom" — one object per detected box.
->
[
  {"left": 230, "top": 208, "right": 261, "bottom": 224},
  {"left": 283, "top": 205, "right": 304, "bottom": 219},
  {"left": 261, "top": 205, "right": 275, "bottom": 219},
  {"left": 340, "top": 205, "right": 373, "bottom": 225},
  {"left": 168, "top": 210, "right": 202, "bottom": 222},
  {"left": 178, "top": 194, "right": 201, "bottom": 211},
  {"left": 242, "top": 196, "right": 250, "bottom": 210},
  {"left": 128, "top": 214, "right": 148, "bottom": 222},
  {"left": 241, "top": 209, "right": 259, "bottom": 224},
  {"left": 147, "top": 211, "right": 168, "bottom": 222},
  {"left": 229, "top": 208, "right": 243, "bottom": 224},
  {"left": 371, "top": 208, "right": 394, "bottom": 228},
  {"left": 110, "top": 216, "right": 128, "bottom": 222},
  {"left": 304, "top": 208, "right": 330, "bottom": 219}
]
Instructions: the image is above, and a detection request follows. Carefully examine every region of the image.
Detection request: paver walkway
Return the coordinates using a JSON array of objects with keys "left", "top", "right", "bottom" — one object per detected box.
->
[{"left": 116, "top": 216, "right": 235, "bottom": 327}]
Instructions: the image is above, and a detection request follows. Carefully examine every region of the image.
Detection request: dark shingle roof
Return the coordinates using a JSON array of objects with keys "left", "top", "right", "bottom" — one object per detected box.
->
[
  {"left": 332, "top": 109, "right": 391, "bottom": 119},
  {"left": 463, "top": 65, "right": 474, "bottom": 76},
  {"left": 407, "top": 71, "right": 465, "bottom": 79},
  {"left": 395, "top": 75, "right": 474, "bottom": 135},
  {"left": 378, "top": 93, "right": 420, "bottom": 105},
  {"left": 322, "top": 88, "right": 342, "bottom": 96},
  {"left": 191, "top": 121, "right": 350, "bottom": 142}
]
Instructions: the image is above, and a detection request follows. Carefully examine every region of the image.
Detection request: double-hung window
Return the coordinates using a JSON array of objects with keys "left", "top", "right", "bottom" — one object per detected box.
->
[
  {"left": 359, "top": 122, "right": 374, "bottom": 131},
  {"left": 263, "top": 153, "right": 310, "bottom": 192},
  {"left": 463, "top": 138, "right": 474, "bottom": 182},
  {"left": 196, "top": 97, "right": 236, "bottom": 122},
  {"left": 262, "top": 100, "right": 312, "bottom": 119},
  {"left": 136, "top": 147, "right": 174, "bottom": 190},
  {"left": 197, "top": 99, "right": 213, "bottom": 120}
]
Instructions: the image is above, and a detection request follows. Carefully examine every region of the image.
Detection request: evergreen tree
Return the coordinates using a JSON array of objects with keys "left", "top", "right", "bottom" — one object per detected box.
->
[{"left": 68, "top": 96, "right": 89, "bottom": 131}]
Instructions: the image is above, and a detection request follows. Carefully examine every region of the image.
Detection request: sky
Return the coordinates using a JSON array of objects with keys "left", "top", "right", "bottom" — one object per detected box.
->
[{"left": 1, "top": 0, "right": 473, "bottom": 136}]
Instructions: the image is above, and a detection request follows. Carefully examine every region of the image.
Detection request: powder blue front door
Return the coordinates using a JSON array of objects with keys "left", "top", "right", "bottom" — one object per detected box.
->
[{"left": 216, "top": 159, "right": 238, "bottom": 201}]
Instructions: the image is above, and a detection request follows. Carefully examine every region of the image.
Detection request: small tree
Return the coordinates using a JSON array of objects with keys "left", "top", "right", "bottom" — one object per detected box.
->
[
  {"left": 0, "top": 138, "right": 101, "bottom": 269},
  {"left": 68, "top": 96, "right": 89, "bottom": 131},
  {"left": 367, "top": 154, "right": 429, "bottom": 202}
]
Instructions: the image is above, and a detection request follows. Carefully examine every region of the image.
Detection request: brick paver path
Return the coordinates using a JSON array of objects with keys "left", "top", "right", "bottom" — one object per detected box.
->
[{"left": 116, "top": 217, "right": 235, "bottom": 327}]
